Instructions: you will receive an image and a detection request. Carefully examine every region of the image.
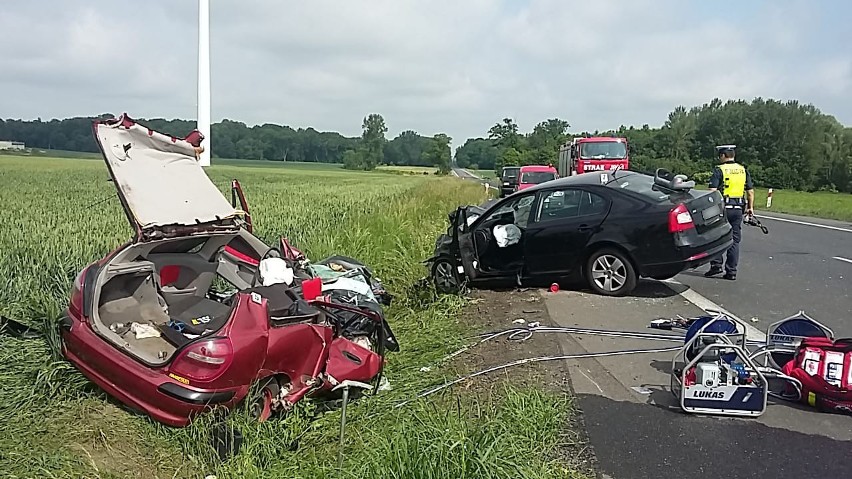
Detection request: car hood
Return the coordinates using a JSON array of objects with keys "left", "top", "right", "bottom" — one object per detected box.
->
[{"left": 93, "top": 114, "right": 241, "bottom": 240}]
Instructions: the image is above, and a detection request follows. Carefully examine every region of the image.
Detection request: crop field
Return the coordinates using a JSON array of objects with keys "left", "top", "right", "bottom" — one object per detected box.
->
[{"left": 0, "top": 155, "right": 582, "bottom": 479}]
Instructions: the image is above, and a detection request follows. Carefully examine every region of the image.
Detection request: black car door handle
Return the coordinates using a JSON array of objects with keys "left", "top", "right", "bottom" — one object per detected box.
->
[{"left": 578, "top": 224, "right": 592, "bottom": 232}]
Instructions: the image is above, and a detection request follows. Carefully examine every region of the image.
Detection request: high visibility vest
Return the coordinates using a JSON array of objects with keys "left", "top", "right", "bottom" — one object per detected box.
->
[{"left": 718, "top": 162, "right": 746, "bottom": 203}]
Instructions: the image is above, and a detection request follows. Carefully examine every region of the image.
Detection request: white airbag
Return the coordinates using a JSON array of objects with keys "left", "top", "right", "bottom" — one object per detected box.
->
[
  {"left": 493, "top": 224, "right": 521, "bottom": 247},
  {"left": 260, "top": 257, "right": 295, "bottom": 286}
]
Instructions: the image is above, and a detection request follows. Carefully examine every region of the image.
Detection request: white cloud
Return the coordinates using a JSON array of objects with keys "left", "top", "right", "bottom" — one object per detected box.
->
[{"left": 0, "top": 0, "right": 848, "bottom": 147}]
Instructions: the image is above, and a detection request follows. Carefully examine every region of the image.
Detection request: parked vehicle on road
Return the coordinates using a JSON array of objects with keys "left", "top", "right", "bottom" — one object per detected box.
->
[
  {"left": 516, "top": 165, "right": 558, "bottom": 192},
  {"left": 427, "top": 168, "right": 733, "bottom": 297},
  {"left": 499, "top": 166, "right": 521, "bottom": 197},
  {"left": 60, "top": 114, "right": 397, "bottom": 427}
]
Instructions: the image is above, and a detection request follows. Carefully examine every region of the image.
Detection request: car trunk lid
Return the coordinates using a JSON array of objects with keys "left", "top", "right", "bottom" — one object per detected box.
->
[
  {"left": 671, "top": 191, "right": 725, "bottom": 234},
  {"left": 93, "top": 114, "right": 242, "bottom": 242}
]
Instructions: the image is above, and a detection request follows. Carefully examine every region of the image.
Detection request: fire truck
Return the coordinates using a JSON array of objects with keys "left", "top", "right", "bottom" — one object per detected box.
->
[{"left": 557, "top": 136, "right": 630, "bottom": 176}]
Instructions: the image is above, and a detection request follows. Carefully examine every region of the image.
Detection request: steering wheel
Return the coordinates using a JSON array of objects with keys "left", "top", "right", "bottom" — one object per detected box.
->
[{"left": 252, "top": 246, "right": 283, "bottom": 287}]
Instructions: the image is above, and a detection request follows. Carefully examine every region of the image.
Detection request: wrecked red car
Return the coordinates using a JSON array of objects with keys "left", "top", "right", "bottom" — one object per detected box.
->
[{"left": 59, "top": 114, "right": 397, "bottom": 427}]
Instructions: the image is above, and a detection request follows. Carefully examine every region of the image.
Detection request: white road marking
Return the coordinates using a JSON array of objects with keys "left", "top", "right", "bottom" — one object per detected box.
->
[
  {"left": 755, "top": 214, "right": 852, "bottom": 233},
  {"left": 833, "top": 256, "right": 852, "bottom": 265},
  {"left": 578, "top": 368, "right": 604, "bottom": 394},
  {"left": 657, "top": 278, "right": 765, "bottom": 342}
]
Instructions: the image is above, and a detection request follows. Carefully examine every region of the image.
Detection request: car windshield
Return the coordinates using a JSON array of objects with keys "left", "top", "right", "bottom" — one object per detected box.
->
[
  {"left": 520, "top": 171, "right": 556, "bottom": 184},
  {"left": 580, "top": 141, "right": 627, "bottom": 159},
  {"left": 502, "top": 168, "right": 520, "bottom": 179},
  {"left": 610, "top": 174, "right": 673, "bottom": 202}
]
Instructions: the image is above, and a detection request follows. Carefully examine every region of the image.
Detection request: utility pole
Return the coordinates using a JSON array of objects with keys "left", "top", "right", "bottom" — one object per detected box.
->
[{"left": 197, "top": 0, "right": 211, "bottom": 167}]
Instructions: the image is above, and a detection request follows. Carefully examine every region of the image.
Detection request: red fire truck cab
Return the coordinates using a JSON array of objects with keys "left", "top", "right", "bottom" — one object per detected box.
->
[{"left": 557, "top": 137, "right": 629, "bottom": 176}]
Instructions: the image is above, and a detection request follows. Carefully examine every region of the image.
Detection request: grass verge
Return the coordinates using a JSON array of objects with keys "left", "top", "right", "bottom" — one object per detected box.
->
[
  {"left": 0, "top": 155, "right": 586, "bottom": 479},
  {"left": 752, "top": 187, "right": 852, "bottom": 222}
]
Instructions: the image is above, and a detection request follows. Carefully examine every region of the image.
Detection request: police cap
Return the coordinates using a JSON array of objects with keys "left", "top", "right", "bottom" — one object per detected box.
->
[{"left": 715, "top": 144, "right": 736, "bottom": 155}]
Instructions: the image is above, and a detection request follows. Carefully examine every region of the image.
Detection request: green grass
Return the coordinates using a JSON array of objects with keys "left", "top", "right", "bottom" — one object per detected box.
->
[
  {"left": 0, "top": 156, "right": 583, "bottom": 479},
  {"left": 751, "top": 187, "right": 852, "bottom": 222}
]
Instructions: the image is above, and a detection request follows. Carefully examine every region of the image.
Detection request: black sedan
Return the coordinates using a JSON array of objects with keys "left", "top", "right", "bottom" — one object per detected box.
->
[{"left": 426, "top": 169, "right": 733, "bottom": 296}]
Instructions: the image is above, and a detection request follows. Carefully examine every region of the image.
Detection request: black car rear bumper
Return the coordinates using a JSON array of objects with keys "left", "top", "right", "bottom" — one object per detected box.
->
[
  {"left": 641, "top": 235, "right": 733, "bottom": 277},
  {"left": 157, "top": 382, "right": 235, "bottom": 405}
]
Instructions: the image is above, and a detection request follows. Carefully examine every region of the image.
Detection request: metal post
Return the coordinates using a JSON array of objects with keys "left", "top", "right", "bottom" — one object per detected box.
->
[
  {"left": 337, "top": 386, "right": 350, "bottom": 471},
  {"left": 766, "top": 188, "right": 773, "bottom": 208},
  {"left": 197, "top": 0, "right": 211, "bottom": 167}
]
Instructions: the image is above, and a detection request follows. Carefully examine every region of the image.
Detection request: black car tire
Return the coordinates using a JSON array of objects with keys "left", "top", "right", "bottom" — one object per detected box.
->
[
  {"left": 585, "top": 248, "right": 637, "bottom": 297},
  {"left": 431, "top": 257, "right": 462, "bottom": 295}
]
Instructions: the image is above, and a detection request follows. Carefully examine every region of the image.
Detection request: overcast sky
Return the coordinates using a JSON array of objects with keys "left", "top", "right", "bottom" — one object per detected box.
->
[{"left": 1, "top": 0, "right": 850, "bottom": 147}]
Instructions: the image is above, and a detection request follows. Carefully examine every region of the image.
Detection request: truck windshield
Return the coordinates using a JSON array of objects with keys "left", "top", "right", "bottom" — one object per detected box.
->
[
  {"left": 521, "top": 171, "right": 557, "bottom": 184},
  {"left": 580, "top": 141, "right": 627, "bottom": 159}
]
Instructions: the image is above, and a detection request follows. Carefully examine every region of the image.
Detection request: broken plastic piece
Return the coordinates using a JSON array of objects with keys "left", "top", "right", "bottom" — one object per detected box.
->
[{"left": 0, "top": 316, "right": 41, "bottom": 339}]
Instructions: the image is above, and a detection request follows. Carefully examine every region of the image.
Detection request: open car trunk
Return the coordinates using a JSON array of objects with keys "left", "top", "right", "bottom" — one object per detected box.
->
[{"left": 92, "top": 235, "right": 242, "bottom": 366}]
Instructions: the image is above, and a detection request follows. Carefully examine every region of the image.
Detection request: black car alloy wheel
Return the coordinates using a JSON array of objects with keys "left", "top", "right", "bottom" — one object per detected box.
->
[
  {"left": 585, "top": 248, "right": 637, "bottom": 296},
  {"left": 431, "top": 257, "right": 461, "bottom": 294}
]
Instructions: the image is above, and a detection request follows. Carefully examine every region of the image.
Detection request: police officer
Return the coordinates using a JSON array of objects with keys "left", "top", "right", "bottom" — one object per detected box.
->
[{"left": 704, "top": 145, "right": 754, "bottom": 280}]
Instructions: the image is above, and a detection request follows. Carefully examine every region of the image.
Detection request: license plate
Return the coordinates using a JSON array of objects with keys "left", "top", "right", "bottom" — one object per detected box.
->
[{"left": 702, "top": 204, "right": 721, "bottom": 221}]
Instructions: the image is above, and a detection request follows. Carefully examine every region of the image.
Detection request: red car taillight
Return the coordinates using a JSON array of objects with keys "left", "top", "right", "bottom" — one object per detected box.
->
[
  {"left": 68, "top": 267, "right": 88, "bottom": 317},
  {"left": 169, "top": 338, "right": 234, "bottom": 382},
  {"left": 668, "top": 203, "right": 695, "bottom": 233}
]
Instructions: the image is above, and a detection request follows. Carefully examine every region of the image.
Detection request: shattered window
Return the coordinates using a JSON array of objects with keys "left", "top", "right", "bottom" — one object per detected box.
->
[{"left": 535, "top": 189, "right": 607, "bottom": 222}]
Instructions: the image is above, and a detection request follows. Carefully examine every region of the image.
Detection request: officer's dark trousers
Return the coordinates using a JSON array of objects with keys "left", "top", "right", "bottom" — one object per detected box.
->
[{"left": 710, "top": 206, "right": 743, "bottom": 275}]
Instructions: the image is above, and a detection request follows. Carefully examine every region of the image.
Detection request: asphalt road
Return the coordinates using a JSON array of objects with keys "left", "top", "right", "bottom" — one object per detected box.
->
[
  {"left": 452, "top": 166, "right": 484, "bottom": 181},
  {"left": 673, "top": 211, "right": 852, "bottom": 337},
  {"left": 579, "top": 393, "right": 852, "bottom": 479},
  {"left": 548, "top": 285, "right": 852, "bottom": 479}
]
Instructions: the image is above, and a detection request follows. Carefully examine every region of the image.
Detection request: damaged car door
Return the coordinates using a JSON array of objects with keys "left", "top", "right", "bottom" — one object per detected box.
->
[
  {"left": 458, "top": 193, "right": 536, "bottom": 280},
  {"left": 522, "top": 187, "right": 611, "bottom": 276}
]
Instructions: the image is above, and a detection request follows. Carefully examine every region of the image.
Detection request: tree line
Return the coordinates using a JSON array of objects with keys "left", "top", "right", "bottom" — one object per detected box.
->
[
  {"left": 2, "top": 97, "right": 850, "bottom": 191},
  {"left": 455, "top": 98, "right": 852, "bottom": 192},
  {"left": 0, "top": 113, "right": 451, "bottom": 171}
]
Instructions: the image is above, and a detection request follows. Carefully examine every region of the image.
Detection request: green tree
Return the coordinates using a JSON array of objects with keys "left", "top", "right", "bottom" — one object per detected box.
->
[
  {"left": 455, "top": 138, "right": 498, "bottom": 170},
  {"left": 360, "top": 113, "right": 387, "bottom": 170},
  {"left": 488, "top": 117, "right": 522, "bottom": 150},
  {"left": 342, "top": 149, "right": 365, "bottom": 170},
  {"left": 422, "top": 133, "right": 452, "bottom": 175}
]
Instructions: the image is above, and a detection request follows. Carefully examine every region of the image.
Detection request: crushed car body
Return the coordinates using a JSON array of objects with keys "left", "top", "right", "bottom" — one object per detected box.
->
[
  {"left": 59, "top": 114, "right": 397, "bottom": 427},
  {"left": 427, "top": 169, "right": 734, "bottom": 297}
]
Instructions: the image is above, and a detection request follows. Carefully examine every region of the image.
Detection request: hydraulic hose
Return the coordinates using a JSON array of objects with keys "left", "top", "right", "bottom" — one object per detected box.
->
[
  {"left": 396, "top": 345, "right": 681, "bottom": 408},
  {"left": 400, "top": 324, "right": 800, "bottom": 408},
  {"left": 438, "top": 324, "right": 767, "bottom": 368}
]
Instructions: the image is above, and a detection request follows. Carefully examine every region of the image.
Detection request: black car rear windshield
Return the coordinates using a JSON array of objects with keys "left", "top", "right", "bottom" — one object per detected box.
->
[
  {"left": 502, "top": 168, "right": 520, "bottom": 179},
  {"left": 609, "top": 174, "right": 675, "bottom": 202}
]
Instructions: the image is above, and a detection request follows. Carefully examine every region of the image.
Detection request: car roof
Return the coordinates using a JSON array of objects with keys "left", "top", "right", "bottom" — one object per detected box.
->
[
  {"left": 502, "top": 166, "right": 520, "bottom": 170},
  {"left": 514, "top": 169, "right": 640, "bottom": 193},
  {"left": 519, "top": 165, "right": 556, "bottom": 172}
]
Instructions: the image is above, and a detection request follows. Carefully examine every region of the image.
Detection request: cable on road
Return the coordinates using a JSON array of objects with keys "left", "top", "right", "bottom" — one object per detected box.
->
[
  {"left": 395, "top": 345, "right": 682, "bottom": 408},
  {"left": 397, "top": 324, "right": 800, "bottom": 409}
]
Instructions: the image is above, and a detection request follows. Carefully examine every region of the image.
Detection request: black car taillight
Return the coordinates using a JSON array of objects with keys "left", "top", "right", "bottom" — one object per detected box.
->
[{"left": 668, "top": 204, "right": 695, "bottom": 233}]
